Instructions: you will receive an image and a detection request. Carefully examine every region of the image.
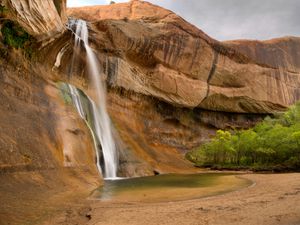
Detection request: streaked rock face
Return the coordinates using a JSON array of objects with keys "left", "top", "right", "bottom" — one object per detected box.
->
[
  {"left": 42, "top": 0, "right": 300, "bottom": 174},
  {"left": 1, "top": 0, "right": 299, "bottom": 179},
  {"left": 1, "top": 0, "right": 300, "bottom": 195},
  {"left": 68, "top": 1, "right": 300, "bottom": 113},
  {"left": 0, "top": 50, "right": 101, "bottom": 223},
  {"left": 224, "top": 37, "right": 300, "bottom": 73},
  {"left": 0, "top": 48, "right": 100, "bottom": 175},
  {"left": 3, "top": 0, "right": 67, "bottom": 40}
]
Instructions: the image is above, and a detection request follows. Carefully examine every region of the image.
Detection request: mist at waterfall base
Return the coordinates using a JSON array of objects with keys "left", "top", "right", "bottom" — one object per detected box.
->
[{"left": 68, "top": 19, "right": 118, "bottom": 179}]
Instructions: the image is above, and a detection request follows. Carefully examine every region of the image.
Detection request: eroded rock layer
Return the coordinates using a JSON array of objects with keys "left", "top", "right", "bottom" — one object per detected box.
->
[
  {"left": 67, "top": 1, "right": 300, "bottom": 113},
  {"left": 2, "top": 0, "right": 67, "bottom": 40},
  {"left": 0, "top": 50, "right": 100, "bottom": 224},
  {"left": 33, "top": 0, "right": 300, "bottom": 174}
]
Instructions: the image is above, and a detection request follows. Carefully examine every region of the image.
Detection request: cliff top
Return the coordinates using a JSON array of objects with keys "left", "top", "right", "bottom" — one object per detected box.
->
[{"left": 67, "top": 0, "right": 214, "bottom": 43}]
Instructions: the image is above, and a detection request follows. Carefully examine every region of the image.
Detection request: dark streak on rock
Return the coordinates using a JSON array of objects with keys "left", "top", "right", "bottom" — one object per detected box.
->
[
  {"left": 106, "top": 57, "right": 118, "bottom": 86},
  {"left": 172, "top": 35, "right": 181, "bottom": 66},
  {"left": 163, "top": 36, "right": 170, "bottom": 62},
  {"left": 190, "top": 38, "right": 200, "bottom": 70},
  {"left": 204, "top": 51, "right": 219, "bottom": 99}
]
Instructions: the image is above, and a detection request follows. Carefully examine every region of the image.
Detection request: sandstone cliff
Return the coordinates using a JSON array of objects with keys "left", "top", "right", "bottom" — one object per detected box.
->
[
  {"left": 1, "top": 0, "right": 300, "bottom": 185},
  {"left": 67, "top": 1, "right": 300, "bottom": 113},
  {"left": 1, "top": 0, "right": 67, "bottom": 40},
  {"left": 225, "top": 37, "right": 300, "bottom": 73},
  {"left": 0, "top": 1, "right": 99, "bottom": 224},
  {"left": 64, "top": 1, "right": 300, "bottom": 173}
]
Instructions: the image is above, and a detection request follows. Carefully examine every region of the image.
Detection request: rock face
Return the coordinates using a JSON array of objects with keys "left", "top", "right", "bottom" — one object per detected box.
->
[
  {"left": 224, "top": 37, "right": 300, "bottom": 73},
  {"left": 68, "top": 1, "right": 300, "bottom": 113},
  {"left": 63, "top": 1, "right": 300, "bottom": 174},
  {"left": 44, "top": 0, "right": 300, "bottom": 174},
  {"left": 2, "top": 0, "right": 67, "bottom": 40},
  {"left": 1, "top": 0, "right": 300, "bottom": 223},
  {"left": 0, "top": 49, "right": 100, "bottom": 223},
  {"left": 0, "top": 2, "right": 99, "bottom": 221}
]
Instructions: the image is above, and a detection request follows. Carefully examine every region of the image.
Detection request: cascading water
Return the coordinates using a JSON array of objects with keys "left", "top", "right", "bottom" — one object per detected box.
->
[
  {"left": 67, "top": 19, "right": 118, "bottom": 179},
  {"left": 68, "top": 84, "right": 103, "bottom": 175}
]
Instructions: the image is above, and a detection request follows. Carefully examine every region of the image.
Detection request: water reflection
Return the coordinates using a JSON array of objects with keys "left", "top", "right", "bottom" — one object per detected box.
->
[{"left": 91, "top": 173, "right": 251, "bottom": 203}]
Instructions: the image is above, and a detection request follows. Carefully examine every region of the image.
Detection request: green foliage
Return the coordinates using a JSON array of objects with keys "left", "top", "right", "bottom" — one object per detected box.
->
[
  {"left": 187, "top": 103, "right": 300, "bottom": 171},
  {"left": 53, "top": 0, "right": 61, "bottom": 15},
  {"left": 1, "top": 20, "right": 35, "bottom": 57}
]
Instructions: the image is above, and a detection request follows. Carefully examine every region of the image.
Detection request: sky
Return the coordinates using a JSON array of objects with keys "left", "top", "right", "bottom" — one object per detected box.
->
[{"left": 67, "top": 0, "right": 300, "bottom": 41}]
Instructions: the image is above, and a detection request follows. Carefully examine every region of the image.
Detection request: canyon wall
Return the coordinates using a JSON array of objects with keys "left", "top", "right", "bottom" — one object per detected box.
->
[
  {"left": 2, "top": 0, "right": 299, "bottom": 177},
  {"left": 2, "top": 0, "right": 67, "bottom": 40},
  {"left": 1, "top": 0, "right": 300, "bottom": 223},
  {"left": 65, "top": 1, "right": 300, "bottom": 174},
  {"left": 0, "top": 1, "right": 99, "bottom": 224},
  {"left": 1, "top": 0, "right": 300, "bottom": 186},
  {"left": 68, "top": 1, "right": 300, "bottom": 113}
]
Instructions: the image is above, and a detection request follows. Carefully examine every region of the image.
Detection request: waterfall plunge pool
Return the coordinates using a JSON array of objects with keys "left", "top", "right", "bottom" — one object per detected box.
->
[{"left": 90, "top": 173, "right": 252, "bottom": 203}]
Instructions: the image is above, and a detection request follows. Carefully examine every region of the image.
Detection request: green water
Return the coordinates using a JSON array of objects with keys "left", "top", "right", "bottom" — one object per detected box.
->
[{"left": 91, "top": 173, "right": 252, "bottom": 203}]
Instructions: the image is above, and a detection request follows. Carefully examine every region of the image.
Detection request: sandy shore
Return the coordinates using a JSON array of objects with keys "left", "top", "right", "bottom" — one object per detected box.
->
[{"left": 82, "top": 173, "right": 300, "bottom": 225}]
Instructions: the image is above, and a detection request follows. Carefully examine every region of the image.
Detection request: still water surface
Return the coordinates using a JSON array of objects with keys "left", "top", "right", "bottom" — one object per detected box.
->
[{"left": 91, "top": 173, "right": 252, "bottom": 203}]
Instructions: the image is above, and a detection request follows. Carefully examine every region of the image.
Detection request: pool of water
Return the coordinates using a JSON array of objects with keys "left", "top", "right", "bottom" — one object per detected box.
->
[{"left": 91, "top": 173, "right": 252, "bottom": 203}]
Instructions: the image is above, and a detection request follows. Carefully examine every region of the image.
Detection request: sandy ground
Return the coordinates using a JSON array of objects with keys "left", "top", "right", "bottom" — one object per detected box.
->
[
  {"left": 1, "top": 173, "right": 298, "bottom": 225},
  {"left": 0, "top": 169, "right": 99, "bottom": 225},
  {"left": 80, "top": 173, "right": 300, "bottom": 225}
]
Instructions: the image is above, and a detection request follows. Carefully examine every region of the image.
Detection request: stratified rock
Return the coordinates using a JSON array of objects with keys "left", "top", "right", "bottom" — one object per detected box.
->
[
  {"left": 0, "top": 49, "right": 101, "bottom": 224},
  {"left": 67, "top": 1, "right": 216, "bottom": 108},
  {"left": 3, "top": 0, "right": 67, "bottom": 40},
  {"left": 224, "top": 37, "right": 300, "bottom": 73},
  {"left": 43, "top": 0, "right": 298, "bottom": 173},
  {"left": 1, "top": 0, "right": 298, "bottom": 179},
  {"left": 68, "top": 1, "right": 300, "bottom": 113}
]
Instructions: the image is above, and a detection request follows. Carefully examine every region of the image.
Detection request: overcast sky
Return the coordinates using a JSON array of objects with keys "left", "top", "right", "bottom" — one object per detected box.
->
[{"left": 67, "top": 0, "right": 300, "bottom": 41}]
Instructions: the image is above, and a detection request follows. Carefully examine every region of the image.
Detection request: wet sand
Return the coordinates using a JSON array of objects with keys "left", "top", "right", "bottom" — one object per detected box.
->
[{"left": 83, "top": 173, "right": 300, "bottom": 225}]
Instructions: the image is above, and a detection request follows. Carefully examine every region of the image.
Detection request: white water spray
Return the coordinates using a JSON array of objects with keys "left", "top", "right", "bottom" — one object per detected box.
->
[{"left": 69, "top": 19, "right": 118, "bottom": 179}]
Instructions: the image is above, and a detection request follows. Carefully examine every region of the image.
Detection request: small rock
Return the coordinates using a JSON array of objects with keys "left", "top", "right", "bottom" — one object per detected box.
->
[{"left": 86, "top": 213, "right": 92, "bottom": 220}]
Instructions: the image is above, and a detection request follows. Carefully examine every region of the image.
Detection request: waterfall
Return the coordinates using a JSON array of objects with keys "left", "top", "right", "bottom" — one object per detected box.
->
[
  {"left": 68, "top": 19, "right": 118, "bottom": 179},
  {"left": 68, "top": 84, "right": 103, "bottom": 175}
]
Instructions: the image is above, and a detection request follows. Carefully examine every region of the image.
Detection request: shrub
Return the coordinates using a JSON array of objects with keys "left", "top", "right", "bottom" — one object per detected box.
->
[
  {"left": 1, "top": 20, "right": 35, "bottom": 57},
  {"left": 187, "top": 102, "right": 300, "bottom": 171}
]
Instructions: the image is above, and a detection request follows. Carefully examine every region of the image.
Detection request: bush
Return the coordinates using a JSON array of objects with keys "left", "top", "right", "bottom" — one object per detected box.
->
[
  {"left": 187, "top": 102, "right": 300, "bottom": 171},
  {"left": 1, "top": 20, "right": 35, "bottom": 57}
]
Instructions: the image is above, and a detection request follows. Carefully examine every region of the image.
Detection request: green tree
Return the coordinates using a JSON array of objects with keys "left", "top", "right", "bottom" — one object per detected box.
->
[{"left": 292, "top": 131, "right": 300, "bottom": 160}]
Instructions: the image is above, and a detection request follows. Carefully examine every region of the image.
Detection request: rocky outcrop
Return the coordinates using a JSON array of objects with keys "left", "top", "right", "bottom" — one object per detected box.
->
[
  {"left": 0, "top": 49, "right": 100, "bottom": 223},
  {"left": 2, "top": 0, "right": 67, "bottom": 40},
  {"left": 1, "top": 0, "right": 299, "bottom": 183},
  {"left": 37, "top": 0, "right": 299, "bottom": 174},
  {"left": 224, "top": 37, "right": 300, "bottom": 73},
  {"left": 67, "top": 1, "right": 300, "bottom": 113},
  {"left": 60, "top": 1, "right": 300, "bottom": 174},
  {"left": 107, "top": 88, "right": 264, "bottom": 176}
]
